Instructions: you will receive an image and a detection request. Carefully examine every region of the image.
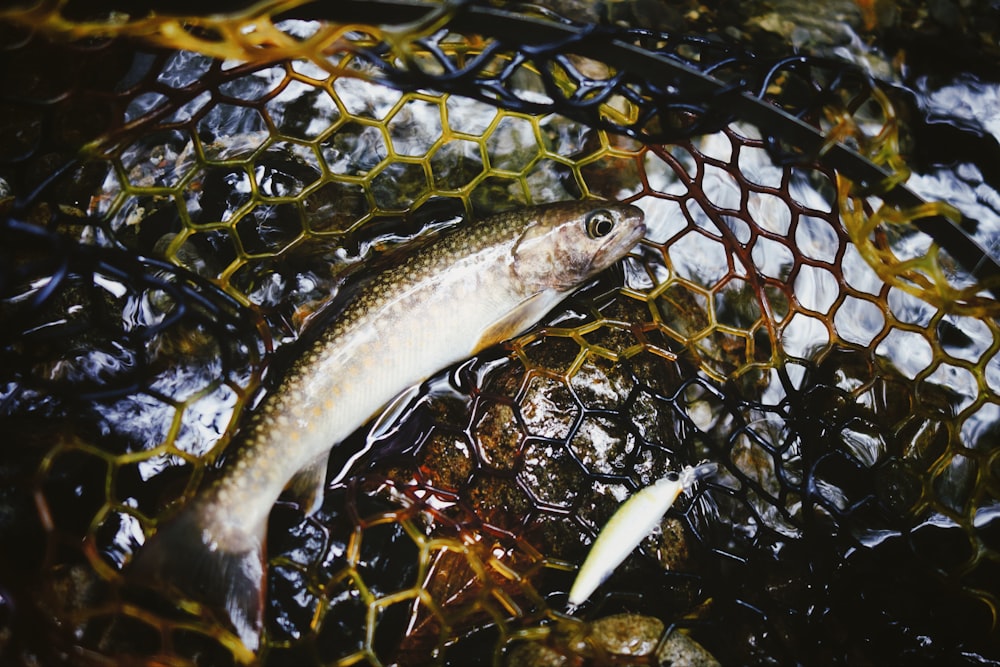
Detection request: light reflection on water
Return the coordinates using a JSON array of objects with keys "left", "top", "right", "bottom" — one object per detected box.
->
[
  {"left": 44, "top": 55, "right": 1000, "bottom": 548},
  {"left": 5, "top": 18, "right": 1000, "bottom": 662},
  {"left": 908, "top": 76, "right": 1000, "bottom": 255}
]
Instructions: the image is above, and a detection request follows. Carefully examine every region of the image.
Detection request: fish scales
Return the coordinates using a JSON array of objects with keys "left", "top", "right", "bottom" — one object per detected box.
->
[
  {"left": 202, "top": 215, "right": 527, "bottom": 543},
  {"left": 130, "top": 200, "right": 646, "bottom": 650}
]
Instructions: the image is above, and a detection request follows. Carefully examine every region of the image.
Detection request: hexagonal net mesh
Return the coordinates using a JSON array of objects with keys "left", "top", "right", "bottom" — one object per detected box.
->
[{"left": 1, "top": 2, "right": 999, "bottom": 666}]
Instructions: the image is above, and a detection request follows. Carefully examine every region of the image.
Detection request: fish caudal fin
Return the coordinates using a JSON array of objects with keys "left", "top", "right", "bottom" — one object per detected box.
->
[{"left": 128, "top": 506, "right": 265, "bottom": 652}]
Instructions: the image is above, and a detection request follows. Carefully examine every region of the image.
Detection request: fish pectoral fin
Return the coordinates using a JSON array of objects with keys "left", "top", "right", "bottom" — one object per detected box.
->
[
  {"left": 128, "top": 507, "right": 265, "bottom": 652},
  {"left": 474, "top": 289, "right": 565, "bottom": 352},
  {"left": 323, "top": 385, "right": 424, "bottom": 489},
  {"left": 285, "top": 451, "right": 330, "bottom": 516},
  {"left": 368, "top": 383, "right": 423, "bottom": 443}
]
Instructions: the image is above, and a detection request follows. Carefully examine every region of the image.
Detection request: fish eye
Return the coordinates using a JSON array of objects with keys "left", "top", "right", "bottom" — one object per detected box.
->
[{"left": 586, "top": 210, "right": 615, "bottom": 238}]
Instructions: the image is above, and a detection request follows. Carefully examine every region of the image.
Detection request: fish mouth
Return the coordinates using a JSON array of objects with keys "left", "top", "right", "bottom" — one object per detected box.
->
[
  {"left": 621, "top": 219, "right": 647, "bottom": 249},
  {"left": 591, "top": 217, "right": 646, "bottom": 273}
]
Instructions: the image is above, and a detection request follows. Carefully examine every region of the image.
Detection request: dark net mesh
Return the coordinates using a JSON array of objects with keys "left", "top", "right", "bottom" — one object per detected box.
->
[{"left": 1, "top": 2, "right": 999, "bottom": 665}]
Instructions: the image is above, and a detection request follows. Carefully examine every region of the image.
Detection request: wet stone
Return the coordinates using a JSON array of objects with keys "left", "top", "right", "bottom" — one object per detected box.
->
[
  {"left": 629, "top": 390, "right": 678, "bottom": 444},
  {"left": 471, "top": 400, "right": 523, "bottom": 471},
  {"left": 518, "top": 336, "right": 584, "bottom": 378},
  {"left": 569, "top": 355, "right": 633, "bottom": 411},
  {"left": 519, "top": 440, "right": 585, "bottom": 509},
  {"left": 5, "top": 13, "right": 1000, "bottom": 667},
  {"left": 519, "top": 375, "right": 579, "bottom": 440},
  {"left": 569, "top": 414, "right": 636, "bottom": 477},
  {"left": 627, "top": 349, "right": 683, "bottom": 397},
  {"left": 416, "top": 429, "right": 474, "bottom": 491},
  {"left": 505, "top": 613, "right": 715, "bottom": 665},
  {"left": 504, "top": 639, "right": 569, "bottom": 667},
  {"left": 656, "top": 628, "right": 722, "bottom": 666},
  {"left": 467, "top": 474, "right": 532, "bottom": 533},
  {"left": 580, "top": 322, "right": 639, "bottom": 356},
  {"left": 650, "top": 516, "right": 691, "bottom": 572},
  {"left": 574, "top": 481, "right": 631, "bottom": 542},
  {"left": 524, "top": 512, "right": 588, "bottom": 559},
  {"left": 589, "top": 612, "right": 663, "bottom": 657}
]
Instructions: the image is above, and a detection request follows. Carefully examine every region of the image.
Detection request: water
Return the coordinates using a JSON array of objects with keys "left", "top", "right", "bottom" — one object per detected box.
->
[{"left": 2, "top": 4, "right": 1000, "bottom": 665}]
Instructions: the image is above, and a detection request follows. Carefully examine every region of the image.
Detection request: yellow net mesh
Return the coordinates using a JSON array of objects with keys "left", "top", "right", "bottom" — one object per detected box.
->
[{"left": 1, "top": 2, "right": 999, "bottom": 666}]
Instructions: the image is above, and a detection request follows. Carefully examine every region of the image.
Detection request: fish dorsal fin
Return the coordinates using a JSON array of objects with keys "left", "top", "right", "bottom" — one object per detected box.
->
[
  {"left": 285, "top": 451, "right": 330, "bottom": 516},
  {"left": 474, "top": 289, "right": 565, "bottom": 352}
]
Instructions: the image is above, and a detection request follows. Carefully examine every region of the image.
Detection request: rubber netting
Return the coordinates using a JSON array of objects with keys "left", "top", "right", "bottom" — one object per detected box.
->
[{"left": 1, "top": 2, "right": 999, "bottom": 666}]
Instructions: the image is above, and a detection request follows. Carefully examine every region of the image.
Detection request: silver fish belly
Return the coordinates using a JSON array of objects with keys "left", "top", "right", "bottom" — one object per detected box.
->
[{"left": 130, "top": 200, "right": 646, "bottom": 650}]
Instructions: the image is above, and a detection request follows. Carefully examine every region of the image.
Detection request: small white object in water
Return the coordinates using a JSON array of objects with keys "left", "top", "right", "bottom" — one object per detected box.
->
[{"left": 567, "top": 462, "right": 717, "bottom": 609}]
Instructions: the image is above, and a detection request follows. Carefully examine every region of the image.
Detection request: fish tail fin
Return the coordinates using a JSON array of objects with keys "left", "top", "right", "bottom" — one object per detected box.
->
[{"left": 128, "top": 506, "right": 265, "bottom": 652}]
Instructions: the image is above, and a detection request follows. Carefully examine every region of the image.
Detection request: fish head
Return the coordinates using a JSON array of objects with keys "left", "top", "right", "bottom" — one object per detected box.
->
[{"left": 510, "top": 200, "right": 646, "bottom": 294}]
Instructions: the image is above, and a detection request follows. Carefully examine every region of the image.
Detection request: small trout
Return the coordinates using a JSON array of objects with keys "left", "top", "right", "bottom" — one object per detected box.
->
[{"left": 131, "top": 200, "right": 645, "bottom": 649}]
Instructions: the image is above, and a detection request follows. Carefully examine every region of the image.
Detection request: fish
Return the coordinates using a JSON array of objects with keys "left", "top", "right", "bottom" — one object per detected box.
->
[
  {"left": 567, "top": 462, "right": 717, "bottom": 609},
  {"left": 129, "top": 200, "right": 646, "bottom": 650}
]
